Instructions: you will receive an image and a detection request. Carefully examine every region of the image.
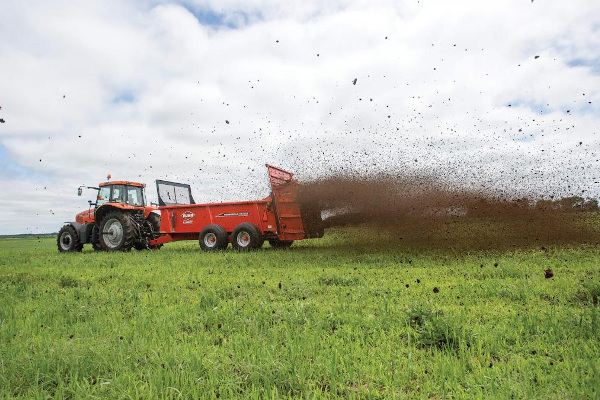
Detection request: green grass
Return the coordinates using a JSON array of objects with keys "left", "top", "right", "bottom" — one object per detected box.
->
[{"left": 1, "top": 223, "right": 599, "bottom": 399}]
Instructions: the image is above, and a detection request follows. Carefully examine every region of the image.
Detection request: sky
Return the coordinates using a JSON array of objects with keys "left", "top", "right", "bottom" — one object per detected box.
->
[{"left": 0, "top": 0, "right": 599, "bottom": 234}]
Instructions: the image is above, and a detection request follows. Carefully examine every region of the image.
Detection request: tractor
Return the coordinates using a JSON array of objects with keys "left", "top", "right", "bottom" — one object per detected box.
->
[{"left": 57, "top": 176, "right": 162, "bottom": 252}]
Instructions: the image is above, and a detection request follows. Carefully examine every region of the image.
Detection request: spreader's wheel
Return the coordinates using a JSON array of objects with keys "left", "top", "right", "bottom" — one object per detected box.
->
[
  {"left": 199, "top": 224, "right": 228, "bottom": 251},
  {"left": 99, "top": 212, "right": 136, "bottom": 251},
  {"left": 57, "top": 225, "right": 83, "bottom": 252},
  {"left": 231, "top": 223, "right": 263, "bottom": 251},
  {"left": 269, "top": 239, "right": 294, "bottom": 249}
]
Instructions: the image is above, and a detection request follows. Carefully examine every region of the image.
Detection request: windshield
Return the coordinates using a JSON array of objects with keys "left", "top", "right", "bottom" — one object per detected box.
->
[{"left": 110, "top": 185, "right": 127, "bottom": 203}]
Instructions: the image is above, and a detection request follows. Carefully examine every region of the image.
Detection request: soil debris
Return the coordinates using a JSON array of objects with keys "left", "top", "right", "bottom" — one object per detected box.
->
[{"left": 297, "top": 173, "right": 600, "bottom": 251}]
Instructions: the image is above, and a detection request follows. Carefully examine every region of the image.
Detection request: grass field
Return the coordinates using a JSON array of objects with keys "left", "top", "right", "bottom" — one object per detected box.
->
[{"left": 1, "top": 220, "right": 600, "bottom": 399}]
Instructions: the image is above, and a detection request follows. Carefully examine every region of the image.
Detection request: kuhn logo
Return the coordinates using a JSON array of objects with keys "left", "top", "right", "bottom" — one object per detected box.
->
[{"left": 182, "top": 211, "right": 195, "bottom": 219}]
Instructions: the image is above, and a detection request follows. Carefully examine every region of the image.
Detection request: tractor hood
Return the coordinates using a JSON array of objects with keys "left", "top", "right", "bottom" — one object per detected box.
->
[{"left": 75, "top": 209, "right": 94, "bottom": 225}]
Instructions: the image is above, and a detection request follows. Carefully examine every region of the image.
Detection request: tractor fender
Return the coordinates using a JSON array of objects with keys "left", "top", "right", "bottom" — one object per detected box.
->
[
  {"left": 95, "top": 204, "right": 128, "bottom": 225},
  {"left": 63, "top": 221, "right": 93, "bottom": 244},
  {"left": 144, "top": 207, "right": 159, "bottom": 219}
]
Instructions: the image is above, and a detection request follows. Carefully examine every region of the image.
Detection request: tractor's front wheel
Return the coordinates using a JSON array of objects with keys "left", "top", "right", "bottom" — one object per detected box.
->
[
  {"left": 57, "top": 225, "right": 83, "bottom": 252},
  {"left": 99, "top": 212, "right": 136, "bottom": 251}
]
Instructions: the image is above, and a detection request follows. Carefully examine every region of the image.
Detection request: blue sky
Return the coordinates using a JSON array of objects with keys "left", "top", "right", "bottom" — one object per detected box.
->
[
  {"left": 567, "top": 58, "right": 600, "bottom": 76},
  {"left": 0, "top": 0, "right": 599, "bottom": 234},
  {"left": 179, "top": 4, "right": 255, "bottom": 29}
]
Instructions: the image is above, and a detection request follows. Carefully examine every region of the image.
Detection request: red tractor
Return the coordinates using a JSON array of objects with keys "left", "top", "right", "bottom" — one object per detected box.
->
[
  {"left": 57, "top": 176, "right": 162, "bottom": 252},
  {"left": 58, "top": 165, "right": 324, "bottom": 252}
]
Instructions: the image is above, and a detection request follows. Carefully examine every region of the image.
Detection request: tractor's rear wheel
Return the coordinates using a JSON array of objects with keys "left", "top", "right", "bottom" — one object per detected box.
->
[
  {"left": 91, "top": 225, "right": 103, "bottom": 251},
  {"left": 199, "top": 224, "right": 229, "bottom": 251},
  {"left": 57, "top": 225, "right": 83, "bottom": 252},
  {"left": 99, "top": 212, "right": 136, "bottom": 251},
  {"left": 134, "top": 213, "right": 163, "bottom": 250},
  {"left": 147, "top": 213, "right": 163, "bottom": 250},
  {"left": 269, "top": 239, "right": 294, "bottom": 249},
  {"left": 231, "top": 223, "right": 263, "bottom": 251}
]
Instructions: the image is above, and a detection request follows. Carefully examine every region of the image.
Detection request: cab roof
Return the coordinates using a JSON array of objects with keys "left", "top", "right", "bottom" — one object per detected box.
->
[{"left": 99, "top": 181, "right": 145, "bottom": 188}]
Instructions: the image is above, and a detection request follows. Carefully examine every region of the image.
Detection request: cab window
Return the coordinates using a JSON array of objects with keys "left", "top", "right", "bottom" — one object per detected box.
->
[{"left": 128, "top": 186, "right": 145, "bottom": 207}]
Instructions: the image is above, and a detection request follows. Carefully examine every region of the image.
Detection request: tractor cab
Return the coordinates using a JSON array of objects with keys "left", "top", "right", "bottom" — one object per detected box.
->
[
  {"left": 96, "top": 181, "right": 146, "bottom": 208},
  {"left": 75, "top": 181, "right": 148, "bottom": 225}
]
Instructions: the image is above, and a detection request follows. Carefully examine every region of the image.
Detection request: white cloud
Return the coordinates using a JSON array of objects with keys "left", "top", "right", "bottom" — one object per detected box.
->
[{"left": 0, "top": 0, "right": 599, "bottom": 234}]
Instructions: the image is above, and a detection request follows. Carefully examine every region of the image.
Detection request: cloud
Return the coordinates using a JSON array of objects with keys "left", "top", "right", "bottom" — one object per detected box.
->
[{"left": 0, "top": 0, "right": 599, "bottom": 234}]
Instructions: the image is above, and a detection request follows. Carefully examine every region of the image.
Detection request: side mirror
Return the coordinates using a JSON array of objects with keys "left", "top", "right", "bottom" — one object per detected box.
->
[{"left": 78, "top": 187, "right": 82, "bottom": 196}]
